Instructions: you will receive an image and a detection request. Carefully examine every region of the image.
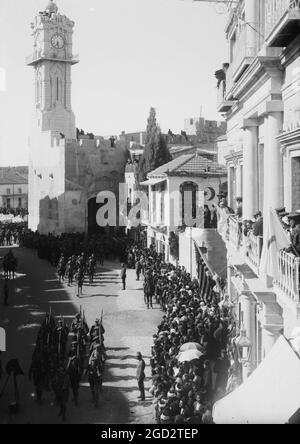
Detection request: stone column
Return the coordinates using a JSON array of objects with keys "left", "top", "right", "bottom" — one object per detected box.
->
[
  {"left": 240, "top": 292, "right": 257, "bottom": 367},
  {"left": 261, "top": 326, "right": 282, "bottom": 360},
  {"left": 242, "top": 120, "right": 258, "bottom": 220},
  {"left": 245, "top": 0, "right": 258, "bottom": 54},
  {"left": 263, "top": 112, "right": 284, "bottom": 217}
]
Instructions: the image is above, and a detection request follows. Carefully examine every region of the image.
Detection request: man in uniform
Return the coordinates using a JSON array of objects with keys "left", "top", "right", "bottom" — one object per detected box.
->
[
  {"left": 120, "top": 263, "right": 127, "bottom": 290},
  {"left": 29, "top": 349, "right": 45, "bottom": 404},
  {"left": 136, "top": 352, "right": 146, "bottom": 401},
  {"left": 67, "top": 348, "right": 82, "bottom": 406},
  {"left": 53, "top": 319, "right": 69, "bottom": 359},
  {"left": 135, "top": 258, "right": 142, "bottom": 281},
  {"left": 76, "top": 269, "right": 85, "bottom": 297},
  {"left": 86, "top": 354, "right": 103, "bottom": 407}
]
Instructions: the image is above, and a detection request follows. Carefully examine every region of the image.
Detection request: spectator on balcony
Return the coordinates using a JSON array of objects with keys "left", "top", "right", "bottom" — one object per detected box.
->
[
  {"left": 243, "top": 220, "right": 253, "bottom": 237},
  {"left": 286, "top": 213, "right": 300, "bottom": 257},
  {"left": 253, "top": 212, "right": 263, "bottom": 237}
]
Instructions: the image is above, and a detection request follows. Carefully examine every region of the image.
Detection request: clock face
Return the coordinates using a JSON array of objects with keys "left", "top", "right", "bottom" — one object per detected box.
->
[{"left": 51, "top": 34, "right": 65, "bottom": 49}]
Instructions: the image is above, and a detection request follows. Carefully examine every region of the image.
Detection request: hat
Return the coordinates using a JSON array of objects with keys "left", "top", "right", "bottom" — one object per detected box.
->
[
  {"left": 136, "top": 352, "right": 142, "bottom": 358},
  {"left": 287, "top": 213, "right": 300, "bottom": 223},
  {"left": 275, "top": 207, "right": 286, "bottom": 215}
]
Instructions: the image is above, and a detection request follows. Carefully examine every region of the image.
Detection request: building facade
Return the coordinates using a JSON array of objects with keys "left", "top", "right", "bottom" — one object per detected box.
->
[
  {"left": 217, "top": 0, "right": 300, "bottom": 374},
  {"left": 27, "top": 2, "right": 128, "bottom": 235},
  {"left": 0, "top": 169, "right": 28, "bottom": 210},
  {"left": 141, "top": 154, "right": 227, "bottom": 262}
]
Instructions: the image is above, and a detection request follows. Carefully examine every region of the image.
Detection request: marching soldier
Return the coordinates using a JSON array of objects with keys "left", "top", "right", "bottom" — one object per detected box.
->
[
  {"left": 53, "top": 318, "right": 69, "bottom": 358},
  {"left": 57, "top": 254, "right": 66, "bottom": 283},
  {"left": 86, "top": 354, "right": 103, "bottom": 407},
  {"left": 89, "top": 318, "right": 105, "bottom": 343},
  {"left": 67, "top": 349, "right": 82, "bottom": 407},
  {"left": 76, "top": 269, "right": 85, "bottom": 297},
  {"left": 52, "top": 365, "right": 70, "bottom": 422},
  {"left": 29, "top": 349, "right": 45, "bottom": 404}
]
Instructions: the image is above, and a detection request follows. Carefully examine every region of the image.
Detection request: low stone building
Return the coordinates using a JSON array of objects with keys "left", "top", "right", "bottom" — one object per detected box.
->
[
  {"left": 0, "top": 168, "right": 28, "bottom": 210},
  {"left": 141, "top": 153, "right": 227, "bottom": 262}
]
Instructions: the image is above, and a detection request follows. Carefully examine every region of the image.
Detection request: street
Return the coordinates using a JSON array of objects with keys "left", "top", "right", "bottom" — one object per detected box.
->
[{"left": 0, "top": 247, "right": 162, "bottom": 424}]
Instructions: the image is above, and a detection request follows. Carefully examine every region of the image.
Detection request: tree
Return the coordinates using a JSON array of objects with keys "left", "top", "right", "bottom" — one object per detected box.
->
[{"left": 137, "top": 108, "right": 172, "bottom": 183}]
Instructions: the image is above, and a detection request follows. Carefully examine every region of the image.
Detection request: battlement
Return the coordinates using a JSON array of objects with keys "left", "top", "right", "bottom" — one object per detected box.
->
[{"left": 31, "top": 13, "right": 75, "bottom": 31}]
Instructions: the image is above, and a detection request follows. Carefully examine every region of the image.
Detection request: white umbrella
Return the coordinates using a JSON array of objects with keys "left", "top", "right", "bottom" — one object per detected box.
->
[
  {"left": 177, "top": 349, "right": 203, "bottom": 363},
  {"left": 180, "top": 342, "right": 202, "bottom": 353}
]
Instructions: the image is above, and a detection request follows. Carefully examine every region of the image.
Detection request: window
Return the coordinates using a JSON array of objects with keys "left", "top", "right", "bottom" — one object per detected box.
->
[
  {"left": 6, "top": 188, "right": 10, "bottom": 195},
  {"left": 18, "top": 188, "right": 22, "bottom": 194},
  {"left": 18, "top": 198, "right": 22, "bottom": 208},
  {"left": 180, "top": 182, "right": 198, "bottom": 227},
  {"left": 6, "top": 198, "right": 11, "bottom": 209},
  {"left": 190, "top": 119, "right": 194, "bottom": 125}
]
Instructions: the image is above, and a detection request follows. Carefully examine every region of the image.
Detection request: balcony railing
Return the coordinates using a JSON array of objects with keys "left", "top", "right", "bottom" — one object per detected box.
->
[
  {"left": 228, "top": 215, "right": 242, "bottom": 250},
  {"left": 265, "top": 0, "right": 300, "bottom": 43},
  {"left": 244, "top": 232, "right": 263, "bottom": 275},
  {"left": 274, "top": 250, "right": 300, "bottom": 302},
  {"left": 217, "top": 81, "right": 237, "bottom": 112}
]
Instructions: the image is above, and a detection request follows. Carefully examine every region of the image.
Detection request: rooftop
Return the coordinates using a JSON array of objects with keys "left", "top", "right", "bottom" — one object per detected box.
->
[
  {"left": 0, "top": 167, "right": 28, "bottom": 185},
  {"left": 148, "top": 154, "right": 227, "bottom": 178}
]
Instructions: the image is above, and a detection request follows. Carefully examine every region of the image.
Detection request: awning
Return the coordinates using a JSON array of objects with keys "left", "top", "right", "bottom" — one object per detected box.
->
[
  {"left": 140, "top": 177, "right": 166, "bottom": 187},
  {"left": 213, "top": 336, "right": 300, "bottom": 424}
]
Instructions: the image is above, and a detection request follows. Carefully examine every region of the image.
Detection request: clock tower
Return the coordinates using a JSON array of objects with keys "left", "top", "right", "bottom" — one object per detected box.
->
[{"left": 27, "top": 0, "right": 78, "bottom": 139}]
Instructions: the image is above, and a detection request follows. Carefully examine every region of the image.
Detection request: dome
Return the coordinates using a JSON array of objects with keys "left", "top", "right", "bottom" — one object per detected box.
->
[{"left": 45, "top": 1, "right": 58, "bottom": 13}]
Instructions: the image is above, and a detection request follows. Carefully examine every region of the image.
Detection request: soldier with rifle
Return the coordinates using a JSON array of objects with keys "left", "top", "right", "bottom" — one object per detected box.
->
[
  {"left": 67, "top": 345, "right": 82, "bottom": 407},
  {"left": 86, "top": 353, "right": 103, "bottom": 408},
  {"left": 53, "top": 317, "right": 69, "bottom": 359}
]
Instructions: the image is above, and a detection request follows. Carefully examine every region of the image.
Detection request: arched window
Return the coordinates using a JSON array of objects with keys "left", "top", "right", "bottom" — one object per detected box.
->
[
  {"left": 180, "top": 181, "right": 199, "bottom": 227},
  {"left": 57, "top": 77, "right": 59, "bottom": 101}
]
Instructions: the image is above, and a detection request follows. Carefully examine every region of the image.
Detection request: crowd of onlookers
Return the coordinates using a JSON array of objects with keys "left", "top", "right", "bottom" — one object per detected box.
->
[
  {"left": 126, "top": 245, "right": 240, "bottom": 424},
  {"left": 218, "top": 194, "right": 300, "bottom": 258},
  {"left": 0, "top": 208, "right": 28, "bottom": 218},
  {"left": 0, "top": 222, "right": 27, "bottom": 247}
]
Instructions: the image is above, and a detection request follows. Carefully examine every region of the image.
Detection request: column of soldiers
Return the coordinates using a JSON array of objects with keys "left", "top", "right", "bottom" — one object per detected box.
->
[
  {"left": 57, "top": 252, "right": 97, "bottom": 296},
  {"left": 29, "top": 310, "right": 106, "bottom": 421}
]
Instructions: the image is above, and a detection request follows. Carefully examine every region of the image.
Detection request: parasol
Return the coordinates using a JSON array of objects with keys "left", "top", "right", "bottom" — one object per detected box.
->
[
  {"left": 177, "top": 349, "right": 203, "bottom": 363},
  {"left": 179, "top": 342, "right": 202, "bottom": 353}
]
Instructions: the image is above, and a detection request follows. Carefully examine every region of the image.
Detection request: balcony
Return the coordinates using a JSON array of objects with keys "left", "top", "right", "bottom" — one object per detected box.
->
[
  {"left": 274, "top": 250, "right": 300, "bottom": 302},
  {"left": 219, "top": 210, "right": 263, "bottom": 275},
  {"left": 244, "top": 232, "right": 263, "bottom": 275},
  {"left": 265, "top": 0, "right": 300, "bottom": 47},
  {"left": 226, "top": 25, "right": 260, "bottom": 95},
  {"left": 26, "top": 52, "right": 79, "bottom": 66},
  {"left": 217, "top": 81, "right": 236, "bottom": 113}
]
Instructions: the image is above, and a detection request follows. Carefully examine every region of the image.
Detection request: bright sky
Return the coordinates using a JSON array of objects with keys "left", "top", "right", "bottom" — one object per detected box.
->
[{"left": 0, "top": 0, "right": 228, "bottom": 166}]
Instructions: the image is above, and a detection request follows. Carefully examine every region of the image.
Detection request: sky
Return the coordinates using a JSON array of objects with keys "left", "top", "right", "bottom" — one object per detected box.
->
[{"left": 0, "top": 0, "right": 228, "bottom": 166}]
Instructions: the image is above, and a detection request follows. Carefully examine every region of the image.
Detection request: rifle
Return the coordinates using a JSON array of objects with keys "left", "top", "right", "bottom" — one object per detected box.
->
[{"left": 47, "top": 306, "right": 52, "bottom": 347}]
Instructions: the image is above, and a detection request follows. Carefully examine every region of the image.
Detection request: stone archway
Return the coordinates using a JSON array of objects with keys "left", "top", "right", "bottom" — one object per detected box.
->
[{"left": 88, "top": 196, "right": 104, "bottom": 236}]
